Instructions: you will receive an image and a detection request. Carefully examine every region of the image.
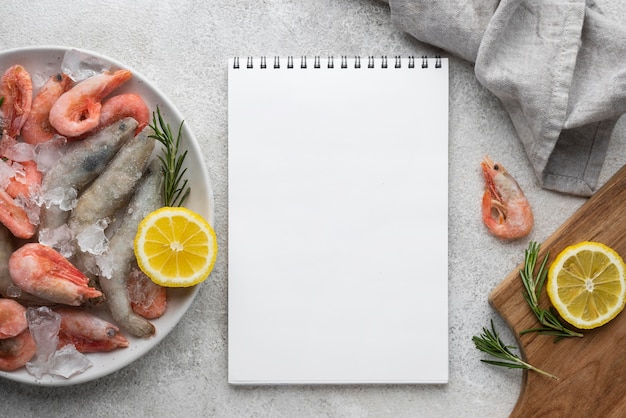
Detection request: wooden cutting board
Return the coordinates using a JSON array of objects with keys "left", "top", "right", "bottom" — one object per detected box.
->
[{"left": 489, "top": 164, "right": 626, "bottom": 418}]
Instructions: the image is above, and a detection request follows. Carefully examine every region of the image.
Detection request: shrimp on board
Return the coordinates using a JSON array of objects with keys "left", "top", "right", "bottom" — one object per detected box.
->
[
  {"left": 8, "top": 243, "right": 102, "bottom": 306},
  {"left": 48, "top": 69, "right": 131, "bottom": 137},
  {"left": 481, "top": 156, "right": 533, "bottom": 239},
  {"left": 21, "top": 73, "right": 73, "bottom": 144},
  {"left": 0, "top": 65, "right": 32, "bottom": 138}
]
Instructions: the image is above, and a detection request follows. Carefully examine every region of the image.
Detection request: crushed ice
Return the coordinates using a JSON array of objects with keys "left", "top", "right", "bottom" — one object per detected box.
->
[
  {"left": 0, "top": 160, "right": 15, "bottom": 190},
  {"left": 39, "top": 225, "right": 75, "bottom": 258},
  {"left": 61, "top": 49, "right": 111, "bottom": 82},
  {"left": 34, "top": 135, "right": 67, "bottom": 174},
  {"left": 15, "top": 194, "right": 41, "bottom": 226},
  {"left": 25, "top": 307, "right": 92, "bottom": 379},
  {"left": 96, "top": 251, "right": 114, "bottom": 280},
  {"left": 39, "top": 186, "right": 78, "bottom": 211},
  {"left": 76, "top": 219, "right": 110, "bottom": 255}
]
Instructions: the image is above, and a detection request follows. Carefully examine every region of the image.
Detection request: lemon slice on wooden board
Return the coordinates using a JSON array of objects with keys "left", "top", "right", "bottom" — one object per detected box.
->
[
  {"left": 547, "top": 241, "right": 626, "bottom": 329},
  {"left": 134, "top": 207, "right": 218, "bottom": 287}
]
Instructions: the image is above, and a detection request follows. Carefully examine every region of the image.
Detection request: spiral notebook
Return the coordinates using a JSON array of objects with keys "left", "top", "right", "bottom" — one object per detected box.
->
[{"left": 228, "top": 56, "right": 449, "bottom": 384}]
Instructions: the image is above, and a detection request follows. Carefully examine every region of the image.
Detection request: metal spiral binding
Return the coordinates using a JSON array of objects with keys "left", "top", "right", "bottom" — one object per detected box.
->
[{"left": 233, "top": 55, "right": 442, "bottom": 69}]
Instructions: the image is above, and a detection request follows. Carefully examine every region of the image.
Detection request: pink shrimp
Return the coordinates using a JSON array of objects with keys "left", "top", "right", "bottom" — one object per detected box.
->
[
  {"left": 0, "top": 65, "right": 33, "bottom": 138},
  {"left": 48, "top": 69, "right": 132, "bottom": 137},
  {"left": 54, "top": 307, "right": 129, "bottom": 353},
  {"left": 0, "top": 330, "right": 36, "bottom": 371},
  {"left": 0, "top": 299, "right": 27, "bottom": 339},
  {"left": 0, "top": 188, "right": 36, "bottom": 239},
  {"left": 4, "top": 160, "right": 42, "bottom": 199},
  {"left": 21, "top": 73, "right": 72, "bottom": 144},
  {"left": 8, "top": 243, "right": 103, "bottom": 306},
  {"left": 127, "top": 269, "right": 167, "bottom": 319},
  {"left": 481, "top": 156, "right": 533, "bottom": 239},
  {"left": 99, "top": 93, "right": 149, "bottom": 135},
  {"left": 0, "top": 158, "right": 42, "bottom": 239}
]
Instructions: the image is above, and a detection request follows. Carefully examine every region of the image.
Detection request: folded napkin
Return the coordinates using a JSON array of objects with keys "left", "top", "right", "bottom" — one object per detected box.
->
[{"left": 388, "top": 0, "right": 626, "bottom": 196}]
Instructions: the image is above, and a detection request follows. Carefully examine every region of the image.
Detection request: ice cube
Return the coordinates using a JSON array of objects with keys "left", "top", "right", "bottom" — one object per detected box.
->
[
  {"left": 39, "top": 225, "right": 75, "bottom": 258},
  {"left": 25, "top": 307, "right": 92, "bottom": 379},
  {"left": 25, "top": 307, "right": 61, "bottom": 378},
  {"left": 61, "top": 49, "right": 111, "bottom": 82},
  {"left": 76, "top": 218, "right": 110, "bottom": 255},
  {"left": 3, "top": 141, "right": 36, "bottom": 162},
  {"left": 15, "top": 194, "right": 40, "bottom": 226},
  {"left": 5, "top": 284, "right": 22, "bottom": 298},
  {"left": 40, "top": 186, "right": 78, "bottom": 211},
  {"left": 47, "top": 344, "right": 92, "bottom": 379},
  {"left": 96, "top": 252, "right": 114, "bottom": 280},
  {"left": 0, "top": 160, "right": 15, "bottom": 190},
  {"left": 34, "top": 135, "right": 67, "bottom": 174}
]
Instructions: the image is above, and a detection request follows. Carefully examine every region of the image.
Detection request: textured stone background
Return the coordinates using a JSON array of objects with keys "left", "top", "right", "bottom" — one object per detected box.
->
[{"left": 1, "top": 1, "right": 625, "bottom": 416}]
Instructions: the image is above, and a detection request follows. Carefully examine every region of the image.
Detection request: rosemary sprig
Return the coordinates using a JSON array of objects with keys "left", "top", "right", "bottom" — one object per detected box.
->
[
  {"left": 473, "top": 320, "right": 559, "bottom": 380},
  {"left": 519, "top": 241, "right": 583, "bottom": 342},
  {"left": 0, "top": 96, "right": 4, "bottom": 107},
  {"left": 148, "top": 106, "right": 190, "bottom": 207}
]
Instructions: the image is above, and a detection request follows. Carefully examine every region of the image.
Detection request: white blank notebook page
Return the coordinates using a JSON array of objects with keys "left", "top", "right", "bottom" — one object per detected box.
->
[{"left": 228, "top": 56, "right": 449, "bottom": 384}]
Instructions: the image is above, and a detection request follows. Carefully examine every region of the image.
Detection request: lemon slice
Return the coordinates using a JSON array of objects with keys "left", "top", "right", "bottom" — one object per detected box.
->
[
  {"left": 134, "top": 207, "right": 218, "bottom": 287},
  {"left": 547, "top": 241, "right": 626, "bottom": 329}
]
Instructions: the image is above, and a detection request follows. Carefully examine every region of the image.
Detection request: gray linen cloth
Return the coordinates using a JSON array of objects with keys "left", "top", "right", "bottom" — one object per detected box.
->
[{"left": 387, "top": 0, "right": 626, "bottom": 196}]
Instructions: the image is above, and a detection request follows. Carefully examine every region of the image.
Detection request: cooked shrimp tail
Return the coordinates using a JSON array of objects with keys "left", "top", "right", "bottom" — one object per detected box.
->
[
  {"left": 0, "top": 65, "right": 33, "bottom": 138},
  {"left": 8, "top": 243, "right": 102, "bottom": 306},
  {"left": 481, "top": 156, "right": 533, "bottom": 239},
  {"left": 48, "top": 69, "right": 131, "bottom": 137},
  {"left": 99, "top": 93, "right": 149, "bottom": 134},
  {"left": 21, "top": 73, "right": 72, "bottom": 144},
  {"left": 54, "top": 307, "right": 129, "bottom": 353},
  {"left": 97, "top": 160, "right": 163, "bottom": 337}
]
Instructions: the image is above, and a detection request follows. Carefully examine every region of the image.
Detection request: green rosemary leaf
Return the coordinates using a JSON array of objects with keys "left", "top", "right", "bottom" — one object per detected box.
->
[
  {"left": 148, "top": 106, "right": 191, "bottom": 207},
  {"left": 519, "top": 241, "right": 583, "bottom": 341},
  {"left": 473, "top": 320, "right": 558, "bottom": 380}
]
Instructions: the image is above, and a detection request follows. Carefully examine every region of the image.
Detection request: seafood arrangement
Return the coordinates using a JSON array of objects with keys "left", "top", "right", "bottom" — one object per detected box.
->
[{"left": 0, "top": 48, "right": 212, "bottom": 384}]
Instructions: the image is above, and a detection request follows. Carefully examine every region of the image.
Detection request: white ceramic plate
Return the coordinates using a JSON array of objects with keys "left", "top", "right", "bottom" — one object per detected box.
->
[{"left": 0, "top": 46, "right": 215, "bottom": 386}]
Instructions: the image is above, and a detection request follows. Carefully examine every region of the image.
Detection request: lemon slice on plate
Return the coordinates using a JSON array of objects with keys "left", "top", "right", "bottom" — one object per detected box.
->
[
  {"left": 547, "top": 241, "right": 626, "bottom": 329},
  {"left": 134, "top": 207, "right": 218, "bottom": 287}
]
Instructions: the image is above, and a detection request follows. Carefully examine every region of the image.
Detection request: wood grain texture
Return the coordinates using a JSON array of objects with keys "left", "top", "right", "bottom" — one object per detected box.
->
[{"left": 489, "top": 164, "right": 626, "bottom": 418}]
